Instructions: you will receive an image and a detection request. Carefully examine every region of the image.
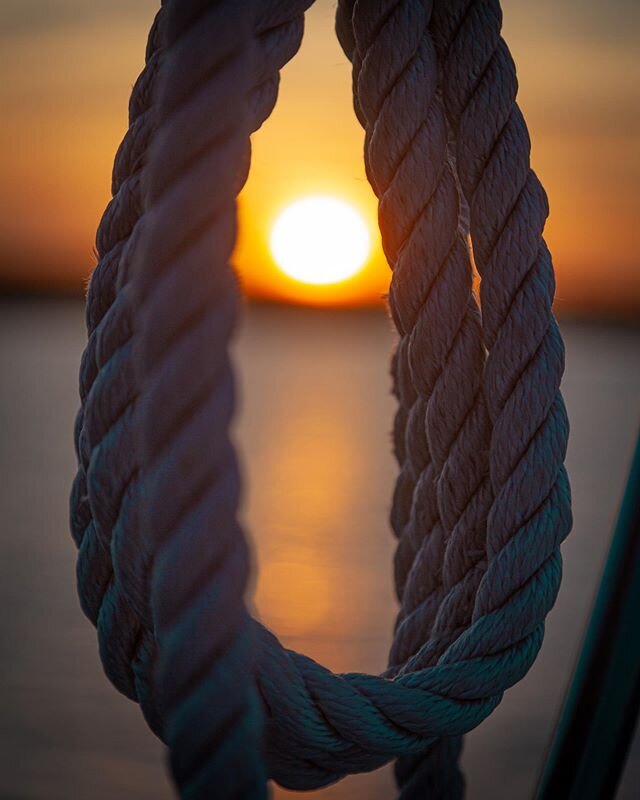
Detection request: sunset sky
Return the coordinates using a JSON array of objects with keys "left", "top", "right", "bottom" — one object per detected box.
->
[{"left": 0, "top": 0, "right": 638, "bottom": 314}]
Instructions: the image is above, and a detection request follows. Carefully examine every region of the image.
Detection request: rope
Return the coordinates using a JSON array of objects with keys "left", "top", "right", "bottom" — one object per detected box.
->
[
  {"left": 71, "top": 1, "right": 572, "bottom": 796},
  {"left": 130, "top": 2, "right": 266, "bottom": 794},
  {"left": 70, "top": 0, "right": 313, "bottom": 735},
  {"left": 335, "top": 0, "right": 490, "bottom": 794},
  {"left": 70, "top": 6, "right": 164, "bottom": 725},
  {"left": 428, "top": 0, "right": 572, "bottom": 668}
]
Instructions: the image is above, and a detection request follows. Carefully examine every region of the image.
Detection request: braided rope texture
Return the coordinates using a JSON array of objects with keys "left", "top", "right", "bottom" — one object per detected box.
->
[
  {"left": 70, "top": 0, "right": 572, "bottom": 796},
  {"left": 130, "top": 2, "right": 267, "bottom": 794},
  {"left": 335, "top": 0, "right": 489, "bottom": 793},
  {"left": 70, "top": 0, "right": 314, "bottom": 736},
  {"left": 70, "top": 5, "right": 164, "bottom": 730}
]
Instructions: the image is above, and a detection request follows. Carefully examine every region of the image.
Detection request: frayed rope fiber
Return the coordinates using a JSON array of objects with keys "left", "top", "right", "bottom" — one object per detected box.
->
[{"left": 70, "top": 1, "right": 571, "bottom": 797}]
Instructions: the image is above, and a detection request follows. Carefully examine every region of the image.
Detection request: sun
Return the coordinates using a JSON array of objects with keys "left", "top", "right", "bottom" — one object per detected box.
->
[{"left": 270, "top": 195, "right": 371, "bottom": 285}]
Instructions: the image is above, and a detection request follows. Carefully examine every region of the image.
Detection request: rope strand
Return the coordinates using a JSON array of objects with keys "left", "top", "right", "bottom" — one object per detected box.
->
[
  {"left": 70, "top": 2, "right": 572, "bottom": 796},
  {"left": 429, "top": 0, "right": 572, "bottom": 650},
  {"left": 71, "top": 0, "right": 314, "bottom": 734},
  {"left": 131, "top": 1, "right": 265, "bottom": 794}
]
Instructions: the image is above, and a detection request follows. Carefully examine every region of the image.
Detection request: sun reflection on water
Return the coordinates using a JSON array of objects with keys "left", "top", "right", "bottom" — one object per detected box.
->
[
  {"left": 251, "top": 379, "right": 358, "bottom": 638},
  {"left": 236, "top": 307, "right": 398, "bottom": 674}
]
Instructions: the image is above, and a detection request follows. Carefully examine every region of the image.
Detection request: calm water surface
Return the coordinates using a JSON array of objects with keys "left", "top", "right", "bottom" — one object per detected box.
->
[{"left": 1, "top": 299, "right": 639, "bottom": 799}]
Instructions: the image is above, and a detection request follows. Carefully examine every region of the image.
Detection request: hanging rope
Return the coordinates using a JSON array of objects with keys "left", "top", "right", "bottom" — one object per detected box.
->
[
  {"left": 70, "top": 5, "right": 164, "bottom": 724},
  {"left": 71, "top": 0, "right": 572, "bottom": 796},
  {"left": 70, "top": 0, "right": 314, "bottom": 736},
  {"left": 130, "top": 3, "right": 266, "bottom": 794},
  {"left": 335, "top": 1, "right": 490, "bottom": 794}
]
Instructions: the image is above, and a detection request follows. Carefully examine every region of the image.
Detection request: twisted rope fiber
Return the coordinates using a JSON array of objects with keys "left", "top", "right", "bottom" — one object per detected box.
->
[
  {"left": 337, "top": 0, "right": 494, "bottom": 676},
  {"left": 428, "top": 0, "right": 572, "bottom": 677},
  {"left": 70, "top": 7, "right": 166, "bottom": 726},
  {"left": 130, "top": 0, "right": 270, "bottom": 794},
  {"left": 71, "top": 0, "right": 572, "bottom": 795},
  {"left": 70, "top": 0, "right": 314, "bottom": 734},
  {"left": 386, "top": 0, "right": 572, "bottom": 791},
  {"left": 335, "top": 1, "right": 491, "bottom": 794}
]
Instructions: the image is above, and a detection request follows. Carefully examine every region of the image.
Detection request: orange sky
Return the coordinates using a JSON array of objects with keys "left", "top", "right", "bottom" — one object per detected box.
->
[{"left": 0, "top": 1, "right": 639, "bottom": 315}]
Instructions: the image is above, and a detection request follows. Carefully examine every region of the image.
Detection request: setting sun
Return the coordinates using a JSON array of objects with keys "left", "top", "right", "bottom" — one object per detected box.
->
[{"left": 270, "top": 196, "right": 371, "bottom": 286}]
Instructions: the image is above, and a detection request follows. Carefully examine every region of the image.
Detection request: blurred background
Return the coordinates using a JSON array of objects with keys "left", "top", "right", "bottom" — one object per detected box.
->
[{"left": 0, "top": 0, "right": 639, "bottom": 798}]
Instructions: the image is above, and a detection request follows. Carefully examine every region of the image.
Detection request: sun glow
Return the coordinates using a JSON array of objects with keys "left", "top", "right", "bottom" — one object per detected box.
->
[{"left": 270, "top": 195, "right": 371, "bottom": 286}]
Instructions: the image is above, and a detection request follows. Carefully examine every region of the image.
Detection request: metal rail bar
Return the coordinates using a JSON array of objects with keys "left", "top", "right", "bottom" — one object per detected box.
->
[{"left": 536, "top": 432, "right": 640, "bottom": 799}]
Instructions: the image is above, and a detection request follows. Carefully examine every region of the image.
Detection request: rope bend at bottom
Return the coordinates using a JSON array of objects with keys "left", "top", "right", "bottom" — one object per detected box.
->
[{"left": 74, "top": 0, "right": 572, "bottom": 796}]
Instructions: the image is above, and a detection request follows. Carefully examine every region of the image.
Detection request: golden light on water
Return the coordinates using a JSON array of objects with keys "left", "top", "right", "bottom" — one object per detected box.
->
[
  {"left": 257, "top": 556, "right": 332, "bottom": 638},
  {"left": 270, "top": 196, "right": 371, "bottom": 286}
]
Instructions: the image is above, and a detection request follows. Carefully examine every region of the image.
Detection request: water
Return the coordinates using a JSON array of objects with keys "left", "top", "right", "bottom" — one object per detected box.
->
[{"left": 0, "top": 299, "right": 638, "bottom": 799}]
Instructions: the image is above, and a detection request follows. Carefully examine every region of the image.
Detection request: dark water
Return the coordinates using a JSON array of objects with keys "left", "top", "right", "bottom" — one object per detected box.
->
[{"left": 1, "top": 299, "right": 638, "bottom": 799}]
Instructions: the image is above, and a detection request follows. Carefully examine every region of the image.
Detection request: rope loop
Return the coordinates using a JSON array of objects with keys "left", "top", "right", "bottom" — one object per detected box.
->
[{"left": 71, "top": 1, "right": 571, "bottom": 796}]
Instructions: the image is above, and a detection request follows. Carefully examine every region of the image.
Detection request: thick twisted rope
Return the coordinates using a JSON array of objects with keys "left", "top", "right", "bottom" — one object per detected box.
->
[
  {"left": 392, "top": 0, "right": 571, "bottom": 790},
  {"left": 428, "top": 0, "right": 572, "bottom": 669},
  {"left": 129, "top": 2, "right": 266, "bottom": 794},
  {"left": 338, "top": 0, "right": 492, "bottom": 674},
  {"left": 71, "top": 1, "right": 572, "bottom": 797},
  {"left": 345, "top": 0, "right": 493, "bottom": 675},
  {"left": 335, "top": 0, "right": 491, "bottom": 795},
  {"left": 70, "top": 0, "right": 313, "bottom": 734},
  {"left": 70, "top": 7, "right": 165, "bottom": 727}
]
